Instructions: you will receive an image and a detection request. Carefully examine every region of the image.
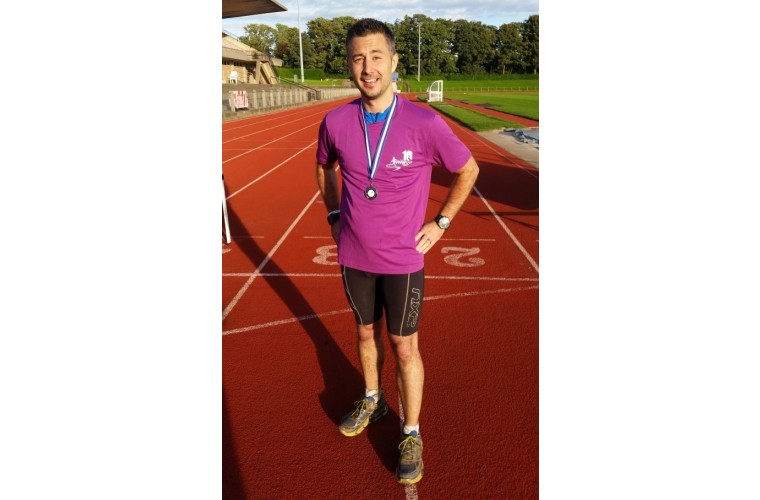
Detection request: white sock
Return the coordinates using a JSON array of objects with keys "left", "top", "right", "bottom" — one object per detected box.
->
[
  {"left": 365, "top": 388, "right": 379, "bottom": 402},
  {"left": 403, "top": 423, "right": 420, "bottom": 436}
]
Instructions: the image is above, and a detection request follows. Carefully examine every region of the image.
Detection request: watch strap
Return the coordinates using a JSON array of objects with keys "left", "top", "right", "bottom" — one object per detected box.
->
[{"left": 327, "top": 210, "right": 341, "bottom": 225}]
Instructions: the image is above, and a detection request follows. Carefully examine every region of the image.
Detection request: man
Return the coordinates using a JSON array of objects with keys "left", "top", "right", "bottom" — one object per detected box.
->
[{"left": 315, "top": 18, "right": 479, "bottom": 485}]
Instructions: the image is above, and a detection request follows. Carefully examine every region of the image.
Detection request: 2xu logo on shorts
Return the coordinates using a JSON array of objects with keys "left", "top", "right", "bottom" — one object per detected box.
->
[{"left": 406, "top": 288, "right": 421, "bottom": 329}]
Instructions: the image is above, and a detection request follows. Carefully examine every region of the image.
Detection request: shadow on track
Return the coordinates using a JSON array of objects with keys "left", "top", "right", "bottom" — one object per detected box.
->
[
  {"left": 222, "top": 389, "right": 246, "bottom": 499},
  {"left": 430, "top": 161, "right": 538, "bottom": 213},
  {"left": 223, "top": 200, "right": 399, "bottom": 476}
]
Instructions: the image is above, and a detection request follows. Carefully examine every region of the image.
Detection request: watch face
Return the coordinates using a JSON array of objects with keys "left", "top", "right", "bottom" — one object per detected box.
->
[{"left": 437, "top": 216, "right": 451, "bottom": 229}]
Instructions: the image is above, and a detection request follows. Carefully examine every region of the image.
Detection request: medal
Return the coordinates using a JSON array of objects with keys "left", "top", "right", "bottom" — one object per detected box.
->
[{"left": 360, "top": 95, "right": 398, "bottom": 201}]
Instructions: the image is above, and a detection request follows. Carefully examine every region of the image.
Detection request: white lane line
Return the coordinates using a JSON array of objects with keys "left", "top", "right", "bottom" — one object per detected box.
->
[
  {"left": 222, "top": 191, "right": 321, "bottom": 320},
  {"left": 300, "top": 236, "right": 495, "bottom": 241},
  {"left": 222, "top": 285, "right": 538, "bottom": 335},
  {"left": 222, "top": 121, "right": 319, "bottom": 164},
  {"left": 423, "top": 285, "right": 537, "bottom": 302},
  {"left": 222, "top": 272, "right": 536, "bottom": 282},
  {"left": 223, "top": 273, "right": 341, "bottom": 278},
  {"left": 440, "top": 238, "right": 496, "bottom": 241},
  {"left": 396, "top": 397, "right": 419, "bottom": 500},
  {"left": 223, "top": 111, "right": 305, "bottom": 133},
  {"left": 426, "top": 276, "right": 536, "bottom": 281},
  {"left": 223, "top": 99, "right": 351, "bottom": 133},
  {"left": 226, "top": 141, "right": 316, "bottom": 199},
  {"left": 405, "top": 484, "right": 419, "bottom": 500},
  {"left": 222, "top": 308, "right": 352, "bottom": 335},
  {"left": 223, "top": 109, "right": 326, "bottom": 143},
  {"left": 299, "top": 236, "right": 498, "bottom": 242},
  {"left": 473, "top": 185, "right": 539, "bottom": 273}
]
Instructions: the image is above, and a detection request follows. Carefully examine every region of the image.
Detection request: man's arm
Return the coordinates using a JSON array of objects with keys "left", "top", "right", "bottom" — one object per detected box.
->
[
  {"left": 415, "top": 156, "right": 479, "bottom": 254},
  {"left": 316, "top": 161, "right": 341, "bottom": 242}
]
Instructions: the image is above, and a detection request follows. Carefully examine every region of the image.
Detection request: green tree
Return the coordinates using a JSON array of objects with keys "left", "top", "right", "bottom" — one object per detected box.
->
[
  {"left": 277, "top": 14, "right": 538, "bottom": 77},
  {"left": 494, "top": 22, "right": 526, "bottom": 74},
  {"left": 393, "top": 14, "right": 429, "bottom": 78},
  {"left": 305, "top": 17, "right": 330, "bottom": 71},
  {"left": 326, "top": 16, "right": 357, "bottom": 74},
  {"left": 307, "top": 17, "right": 338, "bottom": 74},
  {"left": 239, "top": 23, "right": 277, "bottom": 55},
  {"left": 428, "top": 19, "right": 458, "bottom": 75},
  {"left": 393, "top": 15, "right": 458, "bottom": 79},
  {"left": 452, "top": 20, "right": 497, "bottom": 74},
  {"left": 522, "top": 15, "right": 539, "bottom": 74},
  {"left": 274, "top": 24, "right": 315, "bottom": 69},
  {"left": 307, "top": 16, "right": 357, "bottom": 75}
]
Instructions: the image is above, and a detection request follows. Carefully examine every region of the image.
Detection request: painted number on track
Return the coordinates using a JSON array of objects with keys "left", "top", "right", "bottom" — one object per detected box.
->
[
  {"left": 313, "top": 245, "right": 339, "bottom": 265},
  {"left": 313, "top": 245, "right": 485, "bottom": 267},
  {"left": 441, "top": 246, "right": 485, "bottom": 267}
]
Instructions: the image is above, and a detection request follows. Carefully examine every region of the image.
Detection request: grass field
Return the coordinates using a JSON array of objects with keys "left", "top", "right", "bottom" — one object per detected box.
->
[
  {"left": 425, "top": 102, "right": 527, "bottom": 131},
  {"left": 444, "top": 92, "right": 539, "bottom": 121},
  {"left": 400, "top": 79, "right": 538, "bottom": 94},
  {"left": 288, "top": 76, "right": 540, "bottom": 131},
  {"left": 287, "top": 77, "right": 539, "bottom": 94},
  {"left": 297, "top": 80, "right": 539, "bottom": 93},
  {"left": 299, "top": 79, "right": 350, "bottom": 87}
]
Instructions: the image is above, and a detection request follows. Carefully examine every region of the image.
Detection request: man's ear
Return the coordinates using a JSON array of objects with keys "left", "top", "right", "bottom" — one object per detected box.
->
[{"left": 392, "top": 52, "right": 399, "bottom": 72}]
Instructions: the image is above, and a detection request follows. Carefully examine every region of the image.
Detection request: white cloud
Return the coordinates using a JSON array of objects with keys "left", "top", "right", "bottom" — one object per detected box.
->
[{"left": 222, "top": 0, "right": 538, "bottom": 36}]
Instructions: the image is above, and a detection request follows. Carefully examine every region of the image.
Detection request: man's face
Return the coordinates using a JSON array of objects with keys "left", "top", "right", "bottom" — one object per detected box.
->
[{"left": 347, "top": 33, "right": 398, "bottom": 103}]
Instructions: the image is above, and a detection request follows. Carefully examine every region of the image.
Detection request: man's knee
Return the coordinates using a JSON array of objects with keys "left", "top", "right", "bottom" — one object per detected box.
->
[
  {"left": 357, "top": 321, "right": 382, "bottom": 341},
  {"left": 390, "top": 333, "right": 418, "bottom": 365}
]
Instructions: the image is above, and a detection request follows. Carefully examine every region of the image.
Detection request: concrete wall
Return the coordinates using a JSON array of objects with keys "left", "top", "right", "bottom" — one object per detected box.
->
[{"left": 222, "top": 84, "right": 359, "bottom": 121}]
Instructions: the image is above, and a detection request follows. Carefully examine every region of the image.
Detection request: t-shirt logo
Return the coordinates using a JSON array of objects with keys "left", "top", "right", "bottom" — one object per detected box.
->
[{"left": 386, "top": 150, "right": 413, "bottom": 171}]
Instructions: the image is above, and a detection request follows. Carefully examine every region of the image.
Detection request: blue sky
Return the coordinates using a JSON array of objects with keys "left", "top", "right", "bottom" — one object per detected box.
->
[{"left": 222, "top": 0, "right": 538, "bottom": 37}]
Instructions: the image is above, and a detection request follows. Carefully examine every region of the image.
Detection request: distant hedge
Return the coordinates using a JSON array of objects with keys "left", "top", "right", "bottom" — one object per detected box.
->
[
  {"left": 417, "top": 73, "right": 539, "bottom": 81},
  {"left": 276, "top": 67, "right": 536, "bottom": 82},
  {"left": 276, "top": 68, "right": 350, "bottom": 81}
]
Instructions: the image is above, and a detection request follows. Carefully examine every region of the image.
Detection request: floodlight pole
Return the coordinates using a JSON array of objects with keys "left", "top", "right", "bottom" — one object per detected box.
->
[
  {"left": 297, "top": 0, "right": 305, "bottom": 83},
  {"left": 417, "top": 22, "right": 421, "bottom": 82}
]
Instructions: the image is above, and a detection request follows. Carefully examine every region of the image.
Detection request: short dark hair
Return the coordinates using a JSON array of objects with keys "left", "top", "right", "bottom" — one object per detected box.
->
[{"left": 345, "top": 18, "right": 396, "bottom": 54}]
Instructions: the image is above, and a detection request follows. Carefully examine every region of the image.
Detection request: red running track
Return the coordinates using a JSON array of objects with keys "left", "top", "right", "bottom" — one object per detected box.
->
[{"left": 222, "top": 94, "right": 538, "bottom": 499}]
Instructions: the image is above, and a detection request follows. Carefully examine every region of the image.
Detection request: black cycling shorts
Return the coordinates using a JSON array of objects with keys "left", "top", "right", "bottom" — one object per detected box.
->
[{"left": 340, "top": 265, "right": 425, "bottom": 336}]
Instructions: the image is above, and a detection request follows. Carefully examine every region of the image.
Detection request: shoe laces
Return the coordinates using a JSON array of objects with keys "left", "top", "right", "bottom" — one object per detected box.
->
[
  {"left": 398, "top": 434, "right": 421, "bottom": 458},
  {"left": 351, "top": 398, "right": 372, "bottom": 417}
]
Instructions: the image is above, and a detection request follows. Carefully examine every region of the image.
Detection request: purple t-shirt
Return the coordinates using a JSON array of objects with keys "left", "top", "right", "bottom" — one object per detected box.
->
[{"left": 317, "top": 96, "right": 472, "bottom": 274}]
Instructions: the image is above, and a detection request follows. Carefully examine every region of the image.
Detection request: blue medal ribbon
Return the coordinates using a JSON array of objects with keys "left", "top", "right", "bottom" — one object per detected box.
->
[{"left": 360, "top": 95, "right": 398, "bottom": 189}]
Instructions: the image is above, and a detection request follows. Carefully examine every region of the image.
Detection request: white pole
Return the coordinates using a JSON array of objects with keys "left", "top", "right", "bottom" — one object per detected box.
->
[
  {"left": 297, "top": 0, "right": 305, "bottom": 83},
  {"left": 222, "top": 175, "right": 231, "bottom": 244},
  {"left": 417, "top": 23, "right": 421, "bottom": 83}
]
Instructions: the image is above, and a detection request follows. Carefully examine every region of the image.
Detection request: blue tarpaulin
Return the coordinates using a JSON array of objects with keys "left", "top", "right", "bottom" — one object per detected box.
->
[{"left": 505, "top": 127, "right": 539, "bottom": 147}]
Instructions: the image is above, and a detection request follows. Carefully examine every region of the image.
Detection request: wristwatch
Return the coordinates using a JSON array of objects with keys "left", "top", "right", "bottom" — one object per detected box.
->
[
  {"left": 435, "top": 214, "right": 451, "bottom": 230},
  {"left": 327, "top": 210, "right": 340, "bottom": 226}
]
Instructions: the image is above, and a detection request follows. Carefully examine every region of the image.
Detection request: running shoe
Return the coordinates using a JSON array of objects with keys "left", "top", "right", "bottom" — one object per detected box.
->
[
  {"left": 396, "top": 430, "right": 424, "bottom": 484},
  {"left": 338, "top": 391, "right": 389, "bottom": 437}
]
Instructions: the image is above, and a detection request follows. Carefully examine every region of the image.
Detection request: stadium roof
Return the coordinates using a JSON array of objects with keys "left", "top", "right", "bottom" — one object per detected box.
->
[{"left": 223, "top": 0, "right": 287, "bottom": 19}]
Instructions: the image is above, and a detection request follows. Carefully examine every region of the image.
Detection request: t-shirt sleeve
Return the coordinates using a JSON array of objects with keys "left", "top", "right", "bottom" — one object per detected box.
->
[
  {"left": 316, "top": 117, "right": 337, "bottom": 165},
  {"left": 429, "top": 113, "right": 473, "bottom": 173}
]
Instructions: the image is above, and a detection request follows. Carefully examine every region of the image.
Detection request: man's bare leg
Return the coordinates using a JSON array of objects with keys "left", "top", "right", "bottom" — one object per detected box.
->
[{"left": 388, "top": 331, "right": 424, "bottom": 426}]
